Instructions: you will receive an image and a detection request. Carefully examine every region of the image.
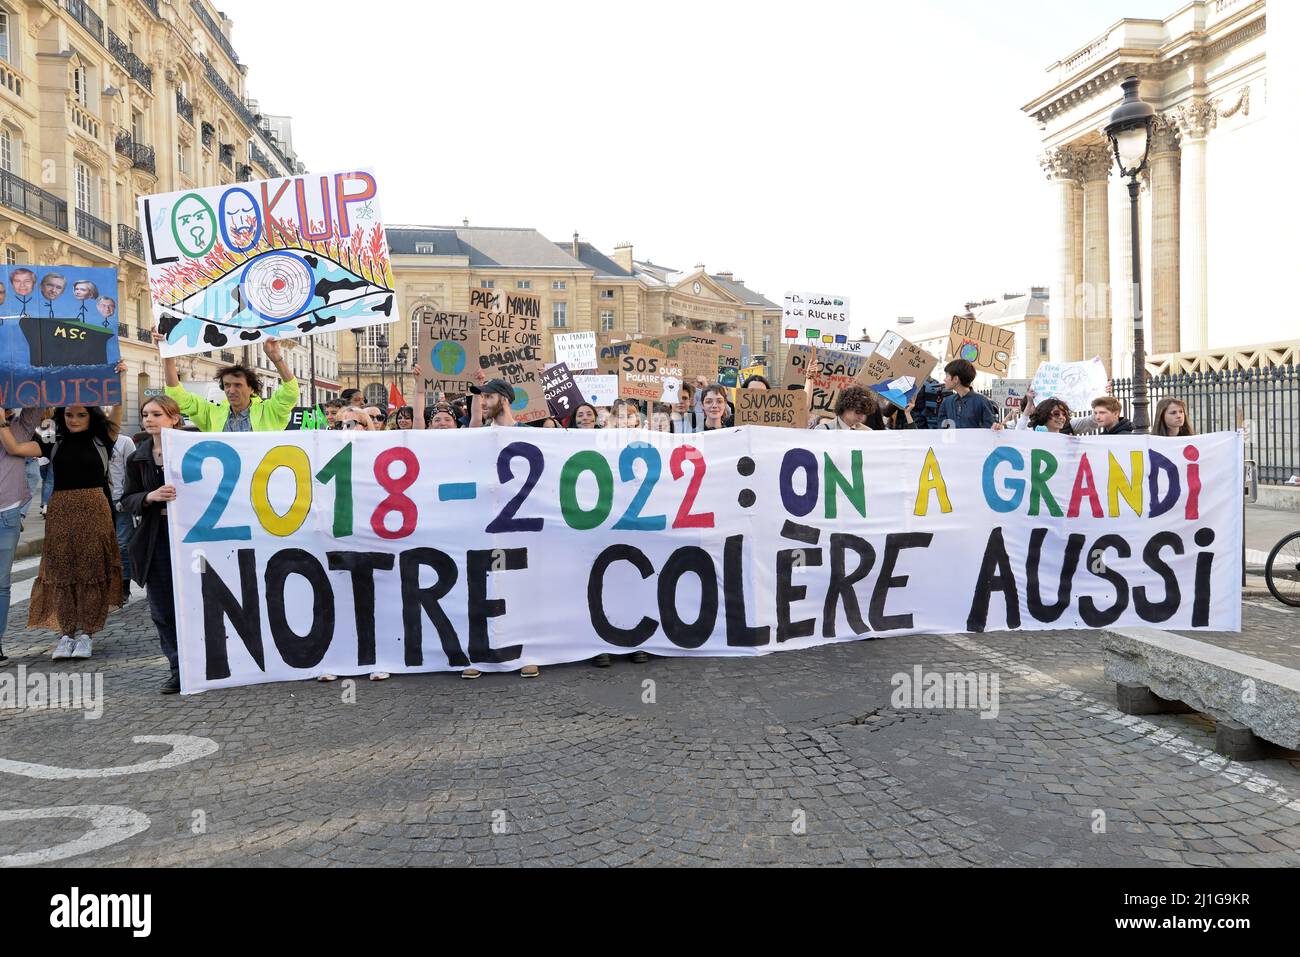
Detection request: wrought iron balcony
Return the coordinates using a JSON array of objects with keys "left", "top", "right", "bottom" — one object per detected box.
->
[
  {"left": 65, "top": 0, "right": 105, "bottom": 45},
  {"left": 136, "top": 326, "right": 154, "bottom": 344},
  {"left": 236, "top": 163, "right": 252, "bottom": 182},
  {"left": 249, "top": 142, "right": 272, "bottom": 171},
  {"left": 107, "top": 30, "right": 153, "bottom": 91},
  {"left": 176, "top": 90, "right": 194, "bottom": 125},
  {"left": 191, "top": 0, "right": 241, "bottom": 66},
  {"left": 198, "top": 54, "right": 259, "bottom": 130},
  {"left": 118, "top": 321, "right": 129, "bottom": 339},
  {"left": 201, "top": 121, "right": 214, "bottom": 149},
  {"left": 219, "top": 143, "right": 235, "bottom": 168},
  {"left": 75, "top": 208, "right": 112, "bottom": 251},
  {"left": 118, "top": 223, "right": 145, "bottom": 261},
  {"left": 0, "top": 169, "right": 68, "bottom": 231},
  {"left": 114, "top": 131, "right": 157, "bottom": 175},
  {"left": 221, "top": 351, "right": 236, "bottom": 363},
  {"left": 141, "top": 0, "right": 160, "bottom": 15}
]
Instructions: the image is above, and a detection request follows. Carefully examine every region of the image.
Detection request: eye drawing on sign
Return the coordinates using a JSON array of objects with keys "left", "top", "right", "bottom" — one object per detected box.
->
[{"left": 143, "top": 171, "right": 396, "bottom": 354}]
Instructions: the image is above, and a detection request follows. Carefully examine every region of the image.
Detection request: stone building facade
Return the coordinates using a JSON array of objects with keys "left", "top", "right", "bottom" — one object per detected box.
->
[
  {"left": 1023, "top": 0, "right": 1293, "bottom": 376},
  {"left": 0, "top": 0, "right": 337, "bottom": 422},
  {"left": 342, "top": 226, "right": 785, "bottom": 406}
]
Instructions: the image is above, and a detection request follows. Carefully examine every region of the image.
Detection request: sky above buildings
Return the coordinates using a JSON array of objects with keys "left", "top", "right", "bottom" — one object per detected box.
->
[{"left": 218, "top": 0, "right": 1177, "bottom": 340}]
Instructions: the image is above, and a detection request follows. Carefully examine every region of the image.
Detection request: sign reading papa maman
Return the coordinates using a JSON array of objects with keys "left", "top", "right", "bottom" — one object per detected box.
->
[{"left": 166, "top": 429, "right": 1242, "bottom": 693}]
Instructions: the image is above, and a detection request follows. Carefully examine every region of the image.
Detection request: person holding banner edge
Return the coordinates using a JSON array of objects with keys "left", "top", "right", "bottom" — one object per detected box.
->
[{"left": 155, "top": 331, "right": 298, "bottom": 433}]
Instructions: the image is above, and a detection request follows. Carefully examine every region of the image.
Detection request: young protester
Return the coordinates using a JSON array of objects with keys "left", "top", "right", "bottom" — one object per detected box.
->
[
  {"left": 0, "top": 407, "right": 42, "bottom": 664},
  {"left": 392, "top": 406, "right": 417, "bottom": 430},
  {"left": 1151, "top": 398, "right": 1194, "bottom": 437},
  {"left": 340, "top": 388, "right": 365, "bottom": 410},
  {"left": 335, "top": 407, "right": 374, "bottom": 431},
  {"left": 699, "top": 385, "right": 732, "bottom": 431},
  {"left": 158, "top": 334, "right": 298, "bottom": 432},
  {"left": 0, "top": 373, "right": 128, "bottom": 661},
  {"left": 742, "top": 375, "right": 771, "bottom": 390},
  {"left": 671, "top": 382, "right": 700, "bottom": 433},
  {"left": 324, "top": 399, "right": 345, "bottom": 429},
  {"left": 935, "top": 359, "right": 996, "bottom": 429},
  {"left": 107, "top": 428, "right": 138, "bottom": 598},
  {"left": 568, "top": 403, "right": 600, "bottom": 429},
  {"left": 120, "top": 396, "right": 186, "bottom": 694},
  {"left": 363, "top": 406, "right": 387, "bottom": 430},
  {"left": 596, "top": 408, "right": 613, "bottom": 429},
  {"left": 1007, "top": 390, "right": 1096, "bottom": 434},
  {"left": 649, "top": 409, "right": 673, "bottom": 433},
  {"left": 1025, "top": 398, "right": 1076, "bottom": 434},
  {"left": 425, "top": 403, "right": 459, "bottom": 429},
  {"left": 883, "top": 392, "right": 919, "bottom": 430},
  {"left": 1090, "top": 396, "right": 1135, "bottom": 436},
  {"left": 816, "top": 386, "right": 875, "bottom": 431},
  {"left": 469, "top": 371, "right": 519, "bottom": 428},
  {"left": 609, "top": 399, "right": 643, "bottom": 429}
]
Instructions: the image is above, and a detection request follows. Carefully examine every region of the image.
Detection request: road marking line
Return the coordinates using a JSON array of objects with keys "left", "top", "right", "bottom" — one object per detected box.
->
[
  {"left": 1241, "top": 600, "right": 1295, "bottom": 615},
  {"left": 0, "top": 735, "right": 219, "bottom": 780},
  {"left": 0, "top": 806, "right": 149, "bottom": 867},
  {"left": 6, "top": 577, "right": 146, "bottom": 608},
  {"left": 940, "top": 633, "right": 1300, "bottom": 814},
  {"left": 1245, "top": 549, "right": 1273, "bottom": 567}
]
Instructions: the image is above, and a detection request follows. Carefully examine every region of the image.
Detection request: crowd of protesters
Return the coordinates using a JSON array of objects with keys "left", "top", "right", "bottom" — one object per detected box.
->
[{"left": 0, "top": 340, "right": 1198, "bottom": 693}]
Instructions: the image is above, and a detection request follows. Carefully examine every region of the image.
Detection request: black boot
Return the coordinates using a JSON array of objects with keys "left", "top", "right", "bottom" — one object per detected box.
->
[{"left": 161, "top": 673, "right": 181, "bottom": 695}]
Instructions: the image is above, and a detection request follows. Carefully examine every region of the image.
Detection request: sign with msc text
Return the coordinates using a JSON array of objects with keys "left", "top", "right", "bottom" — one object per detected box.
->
[{"left": 164, "top": 428, "right": 1243, "bottom": 693}]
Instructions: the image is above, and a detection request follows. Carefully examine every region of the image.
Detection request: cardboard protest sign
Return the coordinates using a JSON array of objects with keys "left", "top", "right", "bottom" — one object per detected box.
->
[
  {"left": 0, "top": 265, "right": 122, "bottom": 407},
  {"left": 140, "top": 169, "right": 395, "bottom": 359},
  {"left": 286, "top": 405, "right": 329, "bottom": 431},
  {"left": 858, "top": 331, "right": 939, "bottom": 410},
  {"left": 677, "top": 341, "right": 722, "bottom": 382},
  {"left": 783, "top": 344, "right": 818, "bottom": 389},
  {"left": 619, "top": 343, "right": 683, "bottom": 403},
  {"left": 165, "top": 428, "right": 1244, "bottom": 693},
  {"left": 573, "top": 374, "right": 618, "bottom": 406},
  {"left": 553, "top": 331, "right": 598, "bottom": 371},
  {"left": 1031, "top": 358, "right": 1109, "bottom": 413},
  {"left": 808, "top": 347, "right": 872, "bottom": 419},
  {"left": 542, "top": 362, "right": 587, "bottom": 420},
  {"left": 735, "top": 388, "right": 807, "bottom": 429},
  {"left": 418, "top": 309, "right": 479, "bottom": 400},
  {"left": 782, "top": 291, "right": 851, "bottom": 347},
  {"left": 473, "top": 287, "right": 547, "bottom": 423},
  {"left": 596, "top": 333, "right": 632, "bottom": 375},
  {"left": 989, "top": 378, "right": 1033, "bottom": 413},
  {"left": 947, "top": 316, "right": 1015, "bottom": 376}
]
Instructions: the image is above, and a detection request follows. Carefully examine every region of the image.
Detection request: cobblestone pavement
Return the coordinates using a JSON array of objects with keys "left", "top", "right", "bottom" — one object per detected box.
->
[{"left": 1, "top": 595, "right": 1298, "bottom": 867}]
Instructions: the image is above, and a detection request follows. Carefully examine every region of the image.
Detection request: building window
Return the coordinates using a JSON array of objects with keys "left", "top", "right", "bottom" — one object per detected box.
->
[
  {"left": 552, "top": 280, "right": 566, "bottom": 291},
  {"left": 763, "top": 336, "right": 771, "bottom": 353},
  {"left": 552, "top": 302, "right": 568, "bottom": 327},
  {"left": 1039, "top": 337, "right": 1048, "bottom": 355},
  {"left": 0, "top": 127, "right": 11, "bottom": 173},
  {"left": 480, "top": 280, "right": 494, "bottom": 289},
  {"left": 177, "top": 142, "right": 190, "bottom": 175},
  {"left": 72, "top": 63, "right": 89, "bottom": 108},
  {"left": 74, "top": 161, "right": 94, "bottom": 214},
  {"left": 599, "top": 310, "right": 615, "bottom": 332},
  {"left": 131, "top": 111, "right": 145, "bottom": 144},
  {"left": 0, "top": 11, "right": 12, "bottom": 65},
  {"left": 599, "top": 289, "right": 615, "bottom": 300},
  {"left": 516, "top": 280, "right": 531, "bottom": 290},
  {"left": 5, "top": 247, "right": 17, "bottom": 266},
  {"left": 415, "top": 243, "right": 435, "bottom": 254}
]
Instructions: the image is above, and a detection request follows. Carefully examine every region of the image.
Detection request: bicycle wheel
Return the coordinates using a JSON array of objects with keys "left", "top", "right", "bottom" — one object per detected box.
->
[{"left": 1265, "top": 531, "right": 1300, "bottom": 608}]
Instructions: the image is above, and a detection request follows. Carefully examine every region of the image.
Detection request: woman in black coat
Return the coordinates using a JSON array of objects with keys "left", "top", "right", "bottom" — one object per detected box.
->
[{"left": 121, "top": 396, "right": 184, "bottom": 695}]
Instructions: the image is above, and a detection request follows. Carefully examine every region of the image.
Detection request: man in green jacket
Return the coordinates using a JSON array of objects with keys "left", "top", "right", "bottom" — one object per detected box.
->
[{"left": 158, "top": 334, "right": 299, "bottom": 432}]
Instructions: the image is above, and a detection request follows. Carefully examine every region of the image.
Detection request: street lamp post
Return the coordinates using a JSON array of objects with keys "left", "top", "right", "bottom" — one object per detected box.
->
[
  {"left": 353, "top": 329, "right": 363, "bottom": 391},
  {"left": 1105, "top": 75, "right": 1156, "bottom": 433},
  {"left": 396, "top": 344, "right": 409, "bottom": 399},
  {"left": 377, "top": 334, "right": 388, "bottom": 403}
]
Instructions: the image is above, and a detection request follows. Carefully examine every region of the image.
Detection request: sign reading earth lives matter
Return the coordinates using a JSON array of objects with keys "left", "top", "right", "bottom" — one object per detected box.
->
[
  {"left": 419, "top": 309, "right": 480, "bottom": 400},
  {"left": 472, "top": 287, "right": 547, "bottom": 423}
]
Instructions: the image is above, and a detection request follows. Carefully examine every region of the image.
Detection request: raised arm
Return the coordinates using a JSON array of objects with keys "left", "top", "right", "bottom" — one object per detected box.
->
[
  {"left": 107, "top": 359, "right": 127, "bottom": 439},
  {"left": 0, "top": 409, "right": 42, "bottom": 458},
  {"left": 263, "top": 338, "right": 296, "bottom": 383},
  {"left": 469, "top": 368, "right": 487, "bottom": 428},
  {"left": 410, "top": 363, "right": 426, "bottom": 429}
]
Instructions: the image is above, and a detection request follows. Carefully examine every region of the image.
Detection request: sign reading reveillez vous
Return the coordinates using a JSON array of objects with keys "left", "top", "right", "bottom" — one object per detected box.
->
[{"left": 164, "top": 429, "right": 1243, "bottom": 693}]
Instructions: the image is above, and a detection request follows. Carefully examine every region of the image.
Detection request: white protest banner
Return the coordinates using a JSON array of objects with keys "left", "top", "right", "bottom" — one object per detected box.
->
[
  {"left": 553, "top": 332, "right": 598, "bottom": 371},
  {"left": 574, "top": 374, "right": 618, "bottom": 406},
  {"left": 1032, "top": 358, "right": 1109, "bottom": 413},
  {"left": 164, "top": 428, "right": 1242, "bottom": 693},
  {"left": 141, "top": 170, "right": 395, "bottom": 358},
  {"left": 783, "top": 291, "right": 851, "bottom": 348}
]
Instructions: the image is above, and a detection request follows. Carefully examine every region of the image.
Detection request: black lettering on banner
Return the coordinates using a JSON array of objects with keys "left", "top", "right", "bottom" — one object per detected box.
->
[
  {"left": 966, "top": 528, "right": 1021, "bottom": 633},
  {"left": 265, "top": 550, "right": 335, "bottom": 669},
  {"left": 777, "top": 547, "right": 823, "bottom": 643},
  {"left": 1192, "top": 528, "right": 1215, "bottom": 628},
  {"left": 871, "top": 533, "right": 933, "bottom": 632},
  {"left": 724, "top": 536, "right": 770, "bottom": 647},
  {"left": 1079, "top": 534, "right": 1132, "bottom": 627},
  {"left": 588, "top": 545, "right": 658, "bottom": 648},
  {"left": 399, "top": 548, "right": 466, "bottom": 668},
  {"left": 1133, "top": 532, "right": 1183, "bottom": 623},
  {"left": 202, "top": 549, "right": 264, "bottom": 681},
  {"left": 328, "top": 552, "right": 395, "bottom": 667},
  {"left": 1026, "top": 528, "right": 1086, "bottom": 623},
  {"left": 823, "top": 534, "right": 875, "bottom": 638},
  {"left": 467, "top": 549, "right": 526, "bottom": 664},
  {"left": 657, "top": 547, "right": 718, "bottom": 649}
]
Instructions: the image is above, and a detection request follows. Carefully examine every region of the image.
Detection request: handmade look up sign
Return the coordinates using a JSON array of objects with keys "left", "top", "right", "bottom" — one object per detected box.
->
[
  {"left": 164, "top": 429, "right": 1242, "bottom": 693},
  {"left": 140, "top": 169, "right": 395, "bottom": 358}
]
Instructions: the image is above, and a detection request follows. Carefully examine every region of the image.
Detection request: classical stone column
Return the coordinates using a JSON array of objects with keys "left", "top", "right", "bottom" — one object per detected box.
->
[
  {"left": 1042, "top": 146, "right": 1084, "bottom": 362},
  {"left": 1148, "top": 114, "right": 1182, "bottom": 357},
  {"left": 1175, "top": 100, "right": 1216, "bottom": 354},
  {"left": 1078, "top": 146, "right": 1113, "bottom": 371}
]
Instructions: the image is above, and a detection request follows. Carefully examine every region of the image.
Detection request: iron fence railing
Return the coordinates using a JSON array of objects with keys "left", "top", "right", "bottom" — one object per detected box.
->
[{"left": 1113, "top": 365, "right": 1300, "bottom": 485}]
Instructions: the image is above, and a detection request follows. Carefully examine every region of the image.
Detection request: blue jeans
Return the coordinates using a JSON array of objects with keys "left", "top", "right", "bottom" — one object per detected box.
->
[
  {"left": 0, "top": 507, "right": 21, "bottom": 653},
  {"left": 146, "top": 524, "right": 178, "bottom": 676},
  {"left": 114, "top": 509, "right": 134, "bottom": 593},
  {"left": 20, "top": 459, "right": 39, "bottom": 521},
  {"left": 40, "top": 462, "right": 53, "bottom": 508}
]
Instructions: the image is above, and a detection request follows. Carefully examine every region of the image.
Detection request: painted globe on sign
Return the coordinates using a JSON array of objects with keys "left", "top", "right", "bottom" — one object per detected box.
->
[
  {"left": 511, "top": 387, "right": 528, "bottom": 413},
  {"left": 431, "top": 340, "right": 467, "bottom": 376},
  {"left": 960, "top": 342, "right": 980, "bottom": 363}
]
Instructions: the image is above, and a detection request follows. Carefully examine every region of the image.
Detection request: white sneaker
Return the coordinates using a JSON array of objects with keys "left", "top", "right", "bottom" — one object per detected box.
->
[
  {"left": 51, "top": 636, "right": 75, "bottom": 660},
  {"left": 71, "top": 635, "right": 92, "bottom": 659}
]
